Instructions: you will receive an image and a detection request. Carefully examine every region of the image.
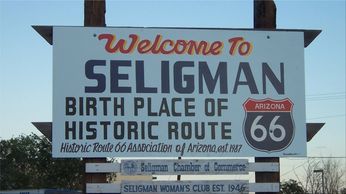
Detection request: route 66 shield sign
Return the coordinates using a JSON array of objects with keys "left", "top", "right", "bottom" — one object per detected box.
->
[{"left": 243, "top": 98, "right": 294, "bottom": 152}]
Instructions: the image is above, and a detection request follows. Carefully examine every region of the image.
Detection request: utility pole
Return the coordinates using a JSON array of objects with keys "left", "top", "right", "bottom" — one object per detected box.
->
[
  {"left": 254, "top": 1, "right": 279, "bottom": 194},
  {"left": 83, "top": 0, "right": 107, "bottom": 193}
]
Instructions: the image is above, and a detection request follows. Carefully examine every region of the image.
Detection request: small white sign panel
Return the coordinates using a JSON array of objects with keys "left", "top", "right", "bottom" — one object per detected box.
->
[
  {"left": 53, "top": 26, "right": 306, "bottom": 157},
  {"left": 122, "top": 180, "right": 249, "bottom": 194},
  {"left": 121, "top": 159, "right": 248, "bottom": 175}
]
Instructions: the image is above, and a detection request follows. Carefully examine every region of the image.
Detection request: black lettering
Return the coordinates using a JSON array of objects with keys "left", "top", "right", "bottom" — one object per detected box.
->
[
  {"left": 159, "top": 98, "right": 170, "bottom": 116},
  {"left": 161, "top": 61, "right": 170, "bottom": 93},
  {"left": 136, "top": 60, "right": 157, "bottom": 93},
  {"left": 185, "top": 98, "right": 195, "bottom": 116},
  {"left": 221, "top": 122, "right": 232, "bottom": 139},
  {"left": 199, "top": 61, "right": 228, "bottom": 94},
  {"left": 65, "top": 121, "right": 76, "bottom": 139},
  {"left": 172, "top": 98, "right": 182, "bottom": 116},
  {"left": 174, "top": 61, "right": 194, "bottom": 93},
  {"left": 84, "top": 60, "right": 106, "bottom": 93},
  {"left": 78, "top": 121, "right": 83, "bottom": 139},
  {"left": 148, "top": 122, "right": 159, "bottom": 139},
  {"left": 233, "top": 62, "right": 259, "bottom": 94},
  {"left": 85, "top": 60, "right": 106, "bottom": 93},
  {"left": 182, "top": 122, "right": 192, "bottom": 139},
  {"left": 148, "top": 98, "right": 158, "bottom": 116},
  {"left": 262, "top": 62, "right": 285, "bottom": 94},
  {"left": 86, "top": 97, "right": 97, "bottom": 115},
  {"left": 168, "top": 122, "right": 178, "bottom": 139},
  {"left": 114, "top": 121, "right": 125, "bottom": 139},
  {"left": 128, "top": 121, "right": 138, "bottom": 139},
  {"left": 79, "top": 97, "right": 84, "bottom": 115},
  {"left": 134, "top": 97, "right": 144, "bottom": 116},
  {"left": 208, "top": 122, "right": 218, "bottom": 139},
  {"left": 100, "top": 121, "right": 111, "bottom": 139},
  {"left": 205, "top": 98, "right": 215, "bottom": 116},
  {"left": 113, "top": 97, "right": 124, "bottom": 116},
  {"left": 195, "top": 122, "right": 205, "bottom": 139},
  {"left": 86, "top": 121, "right": 97, "bottom": 139},
  {"left": 65, "top": 97, "right": 76, "bottom": 115},
  {"left": 217, "top": 98, "right": 228, "bottom": 116},
  {"left": 99, "top": 97, "right": 111, "bottom": 116},
  {"left": 110, "top": 60, "right": 131, "bottom": 93}
]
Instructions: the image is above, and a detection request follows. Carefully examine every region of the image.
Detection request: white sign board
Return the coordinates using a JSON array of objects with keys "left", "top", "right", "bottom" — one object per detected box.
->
[
  {"left": 86, "top": 182, "right": 280, "bottom": 194},
  {"left": 122, "top": 180, "right": 248, "bottom": 194},
  {"left": 121, "top": 159, "right": 248, "bottom": 175},
  {"left": 53, "top": 26, "right": 306, "bottom": 157}
]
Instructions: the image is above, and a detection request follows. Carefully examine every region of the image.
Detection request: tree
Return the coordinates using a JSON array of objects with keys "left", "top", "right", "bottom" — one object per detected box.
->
[
  {"left": 322, "top": 159, "right": 345, "bottom": 194},
  {"left": 340, "top": 187, "right": 346, "bottom": 194},
  {"left": 281, "top": 179, "right": 306, "bottom": 194},
  {"left": 0, "top": 133, "right": 83, "bottom": 190},
  {"left": 301, "top": 158, "right": 321, "bottom": 194},
  {"left": 298, "top": 158, "right": 345, "bottom": 194}
]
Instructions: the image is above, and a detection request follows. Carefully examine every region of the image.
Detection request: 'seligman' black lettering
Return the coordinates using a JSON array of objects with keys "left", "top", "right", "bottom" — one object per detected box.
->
[{"left": 84, "top": 60, "right": 285, "bottom": 95}]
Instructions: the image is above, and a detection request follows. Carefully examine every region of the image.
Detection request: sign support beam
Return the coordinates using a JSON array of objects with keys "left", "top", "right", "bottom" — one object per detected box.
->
[
  {"left": 254, "top": 1, "right": 279, "bottom": 193},
  {"left": 32, "top": 25, "right": 320, "bottom": 48},
  {"left": 33, "top": 122, "right": 325, "bottom": 144},
  {"left": 83, "top": 0, "right": 107, "bottom": 193}
]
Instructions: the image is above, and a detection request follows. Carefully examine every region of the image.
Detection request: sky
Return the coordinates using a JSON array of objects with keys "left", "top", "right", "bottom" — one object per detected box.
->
[{"left": 0, "top": 0, "right": 345, "bottom": 184}]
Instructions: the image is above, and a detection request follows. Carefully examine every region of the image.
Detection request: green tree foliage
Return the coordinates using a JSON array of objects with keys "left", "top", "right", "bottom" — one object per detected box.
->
[
  {"left": 0, "top": 133, "right": 83, "bottom": 190},
  {"left": 281, "top": 179, "right": 306, "bottom": 194}
]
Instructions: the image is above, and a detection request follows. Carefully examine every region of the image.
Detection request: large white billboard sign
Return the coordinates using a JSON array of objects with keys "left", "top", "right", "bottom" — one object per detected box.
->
[{"left": 53, "top": 26, "right": 306, "bottom": 157}]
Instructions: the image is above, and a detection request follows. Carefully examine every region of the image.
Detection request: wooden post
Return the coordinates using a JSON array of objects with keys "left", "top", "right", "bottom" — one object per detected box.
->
[
  {"left": 254, "top": 0, "right": 276, "bottom": 29},
  {"left": 83, "top": 0, "right": 107, "bottom": 193},
  {"left": 84, "top": 0, "right": 106, "bottom": 27},
  {"left": 177, "top": 156, "right": 182, "bottom": 180},
  {"left": 255, "top": 157, "right": 280, "bottom": 194},
  {"left": 84, "top": 158, "right": 107, "bottom": 186},
  {"left": 254, "top": 1, "right": 280, "bottom": 194}
]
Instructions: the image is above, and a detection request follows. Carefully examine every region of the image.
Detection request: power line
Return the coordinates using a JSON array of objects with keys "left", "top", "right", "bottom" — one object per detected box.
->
[
  {"left": 307, "top": 97, "right": 345, "bottom": 101},
  {"left": 307, "top": 114, "right": 345, "bottom": 120},
  {"left": 283, "top": 156, "right": 346, "bottom": 159},
  {"left": 306, "top": 156, "right": 346, "bottom": 159},
  {"left": 280, "top": 160, "right": 310, "bottom": 178},
  {"left": 306, "top": 92, "right": 345, "bottom": 101},
  {"left": 280, "top": 157, "right": 346, "bottom": 178},
  {"left": 306, "top": 92, "right": 345, "bottom": 96}
]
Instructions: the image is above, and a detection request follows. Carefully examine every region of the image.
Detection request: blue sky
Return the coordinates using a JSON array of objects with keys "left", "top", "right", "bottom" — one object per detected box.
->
[{"left": 0, "top": 0, "right": 345, "bottom": 182}]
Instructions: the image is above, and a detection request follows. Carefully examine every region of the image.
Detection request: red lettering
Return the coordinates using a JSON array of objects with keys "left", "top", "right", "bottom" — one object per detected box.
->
[
  {"left": 98, "top": 34, "right": 139, "bottom": 54},
  {"left": 228, "top": 37, "right": 243, "bottom": 55},
  {"left": 137, "top": 39, "right": 151, "bottom": 54},
  {"left": 98, "top": 33, "right": 236, "bottom": 56}
]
